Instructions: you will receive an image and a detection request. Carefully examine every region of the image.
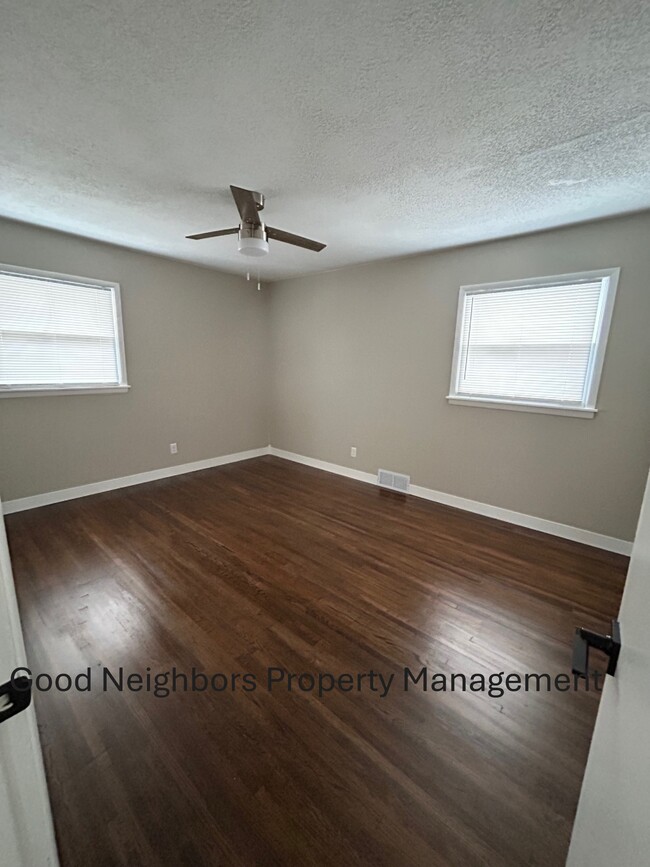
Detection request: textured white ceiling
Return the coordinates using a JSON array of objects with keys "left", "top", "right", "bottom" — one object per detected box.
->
[{"left": 1, "top": 0, "right": 649, "bottom": 281}]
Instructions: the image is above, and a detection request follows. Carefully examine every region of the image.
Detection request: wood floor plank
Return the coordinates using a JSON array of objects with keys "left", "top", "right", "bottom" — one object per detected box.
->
[{"left": 5, "top": 456, "right": 627, "bottom": 866}]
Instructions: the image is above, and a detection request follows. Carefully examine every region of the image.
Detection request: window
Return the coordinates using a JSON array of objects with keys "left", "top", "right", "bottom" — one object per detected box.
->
[
  {"left": 0, "top": 264, "right": 128, "bottom": 396},
  {"left": 447, "top": 269, "right": 619, "bottom": 417}
]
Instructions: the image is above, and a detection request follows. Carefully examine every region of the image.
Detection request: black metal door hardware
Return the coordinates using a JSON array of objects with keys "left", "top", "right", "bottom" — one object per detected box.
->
[
  {"left": 572, "top": 619, "right": 621, "bottom": 678},
  {"left": 0, "top": 675, "right": 32, "bottom": 725}
]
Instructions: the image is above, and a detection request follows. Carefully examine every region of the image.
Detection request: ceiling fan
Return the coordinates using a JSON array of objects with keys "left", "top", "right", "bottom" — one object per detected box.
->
[{"left": 186, "top": 185, "right": 326, "bottom": 257}]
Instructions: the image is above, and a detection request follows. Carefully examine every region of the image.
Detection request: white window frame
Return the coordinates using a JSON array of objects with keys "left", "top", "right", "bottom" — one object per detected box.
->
[
  {"left": 447, "top": 268, "right": 620, "bottom": 418},
  {"left": 0, "top": 263, "right": 130, "bottom": 397}
]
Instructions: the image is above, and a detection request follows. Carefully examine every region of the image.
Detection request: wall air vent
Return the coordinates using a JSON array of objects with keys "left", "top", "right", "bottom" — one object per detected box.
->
[{"left": 377, "top": 469, "right": 410, "bottom": 493}]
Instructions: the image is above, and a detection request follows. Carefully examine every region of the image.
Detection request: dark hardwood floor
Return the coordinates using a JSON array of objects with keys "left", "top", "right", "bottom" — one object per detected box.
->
[{"left": 6, "top": 456, "right": 627, "bottom": 866}]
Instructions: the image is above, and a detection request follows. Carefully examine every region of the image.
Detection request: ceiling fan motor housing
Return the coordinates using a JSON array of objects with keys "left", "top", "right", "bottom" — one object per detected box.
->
[{"left": 238, "top": 222, "right": 269, "bottom": 256}]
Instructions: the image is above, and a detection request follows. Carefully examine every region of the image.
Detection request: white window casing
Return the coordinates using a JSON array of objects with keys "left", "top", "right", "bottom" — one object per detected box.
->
[
  {"left": 0, "top": 263, "right": 129, "bottom": 397},
  {"left": 447, "top": 268, "right": 620, "bottom": 418}
]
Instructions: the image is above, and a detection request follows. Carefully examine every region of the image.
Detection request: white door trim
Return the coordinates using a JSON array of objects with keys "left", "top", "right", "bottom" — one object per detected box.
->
[{"left": 0, "top": 499, "right": 59, "bottom": 866}]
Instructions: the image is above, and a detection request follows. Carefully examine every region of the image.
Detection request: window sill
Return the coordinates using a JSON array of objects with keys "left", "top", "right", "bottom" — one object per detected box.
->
[
  {"left": 446, "top": 395, "right": 596, "bottom": 418},
  {"left": 0, "top": 385, "right": 131, "bottom": 398}
]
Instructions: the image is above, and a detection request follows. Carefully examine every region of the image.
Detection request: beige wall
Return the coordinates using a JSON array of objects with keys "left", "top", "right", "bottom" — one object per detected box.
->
[
  {"left": 3, "top": 212, "right": 649, "bottom": 540},
  {"left": 0, "top": 219, "right": 269, "bottom": 501},
  {"left": 268, "top": 212, "right": 650, "bottom": 541}
]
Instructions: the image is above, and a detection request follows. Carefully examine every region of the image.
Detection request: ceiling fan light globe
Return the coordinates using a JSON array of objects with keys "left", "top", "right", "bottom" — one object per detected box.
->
[
  {"left": 238, "top": 236, "right": 269, "bottom": 256},
  {"left": 238, "top": 223, "right": 269, "bottom": 257}
]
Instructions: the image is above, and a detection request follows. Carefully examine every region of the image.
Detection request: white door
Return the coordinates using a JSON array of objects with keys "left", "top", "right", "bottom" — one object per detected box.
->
[
  {"left": 0, "top": 498, "right": 59, "bottom": 866},
  {"left": 568, "top": 468, "right": 650, "bottom": 865}
]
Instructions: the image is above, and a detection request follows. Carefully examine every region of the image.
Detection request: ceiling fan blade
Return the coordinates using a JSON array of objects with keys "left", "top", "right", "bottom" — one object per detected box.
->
[
  {"left": 186, "top": 227, "right": 239, "bottom": 240},
  {"left": 230, "top": 185, "right": 262, "bottom": 226},
  {"left": 266, "top": 226, "right": 326, "bottom": 252}
]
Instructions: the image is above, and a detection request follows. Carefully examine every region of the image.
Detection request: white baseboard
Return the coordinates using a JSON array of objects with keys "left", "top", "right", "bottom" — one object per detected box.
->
[
  {"left": 268, "top": 447, "right": 633, "bottom": 555},
  {"left": 3, "top": 443, "right": 633, "bottom": 555},
  {"left": 270, "top": 447, "right": 378, "bottom": 486},
  {"left": 2, "top": 446, "right": 271, "bottom": 515}
]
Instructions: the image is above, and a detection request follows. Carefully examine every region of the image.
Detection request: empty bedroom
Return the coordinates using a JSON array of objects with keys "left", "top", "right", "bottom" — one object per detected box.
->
[{"left": 1, "top": 1, "right": 649, "bottom": 866}]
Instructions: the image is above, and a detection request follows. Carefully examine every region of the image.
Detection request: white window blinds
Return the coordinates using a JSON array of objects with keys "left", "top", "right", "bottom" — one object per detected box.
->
[
  {"left": 0, "top": 266, "right": 128, "bottom": 394},
  {"left": 449, "top": 270, "right": 619, "bottom": 415}
]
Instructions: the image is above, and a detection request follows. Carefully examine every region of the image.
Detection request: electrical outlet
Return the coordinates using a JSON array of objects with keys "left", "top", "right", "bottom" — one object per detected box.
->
[
  {"left": 170, "top": 443, "right": 178, "bottom": 455},
  {"left": 350, "top": 446, "right": 357, "bottom": 458}
]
